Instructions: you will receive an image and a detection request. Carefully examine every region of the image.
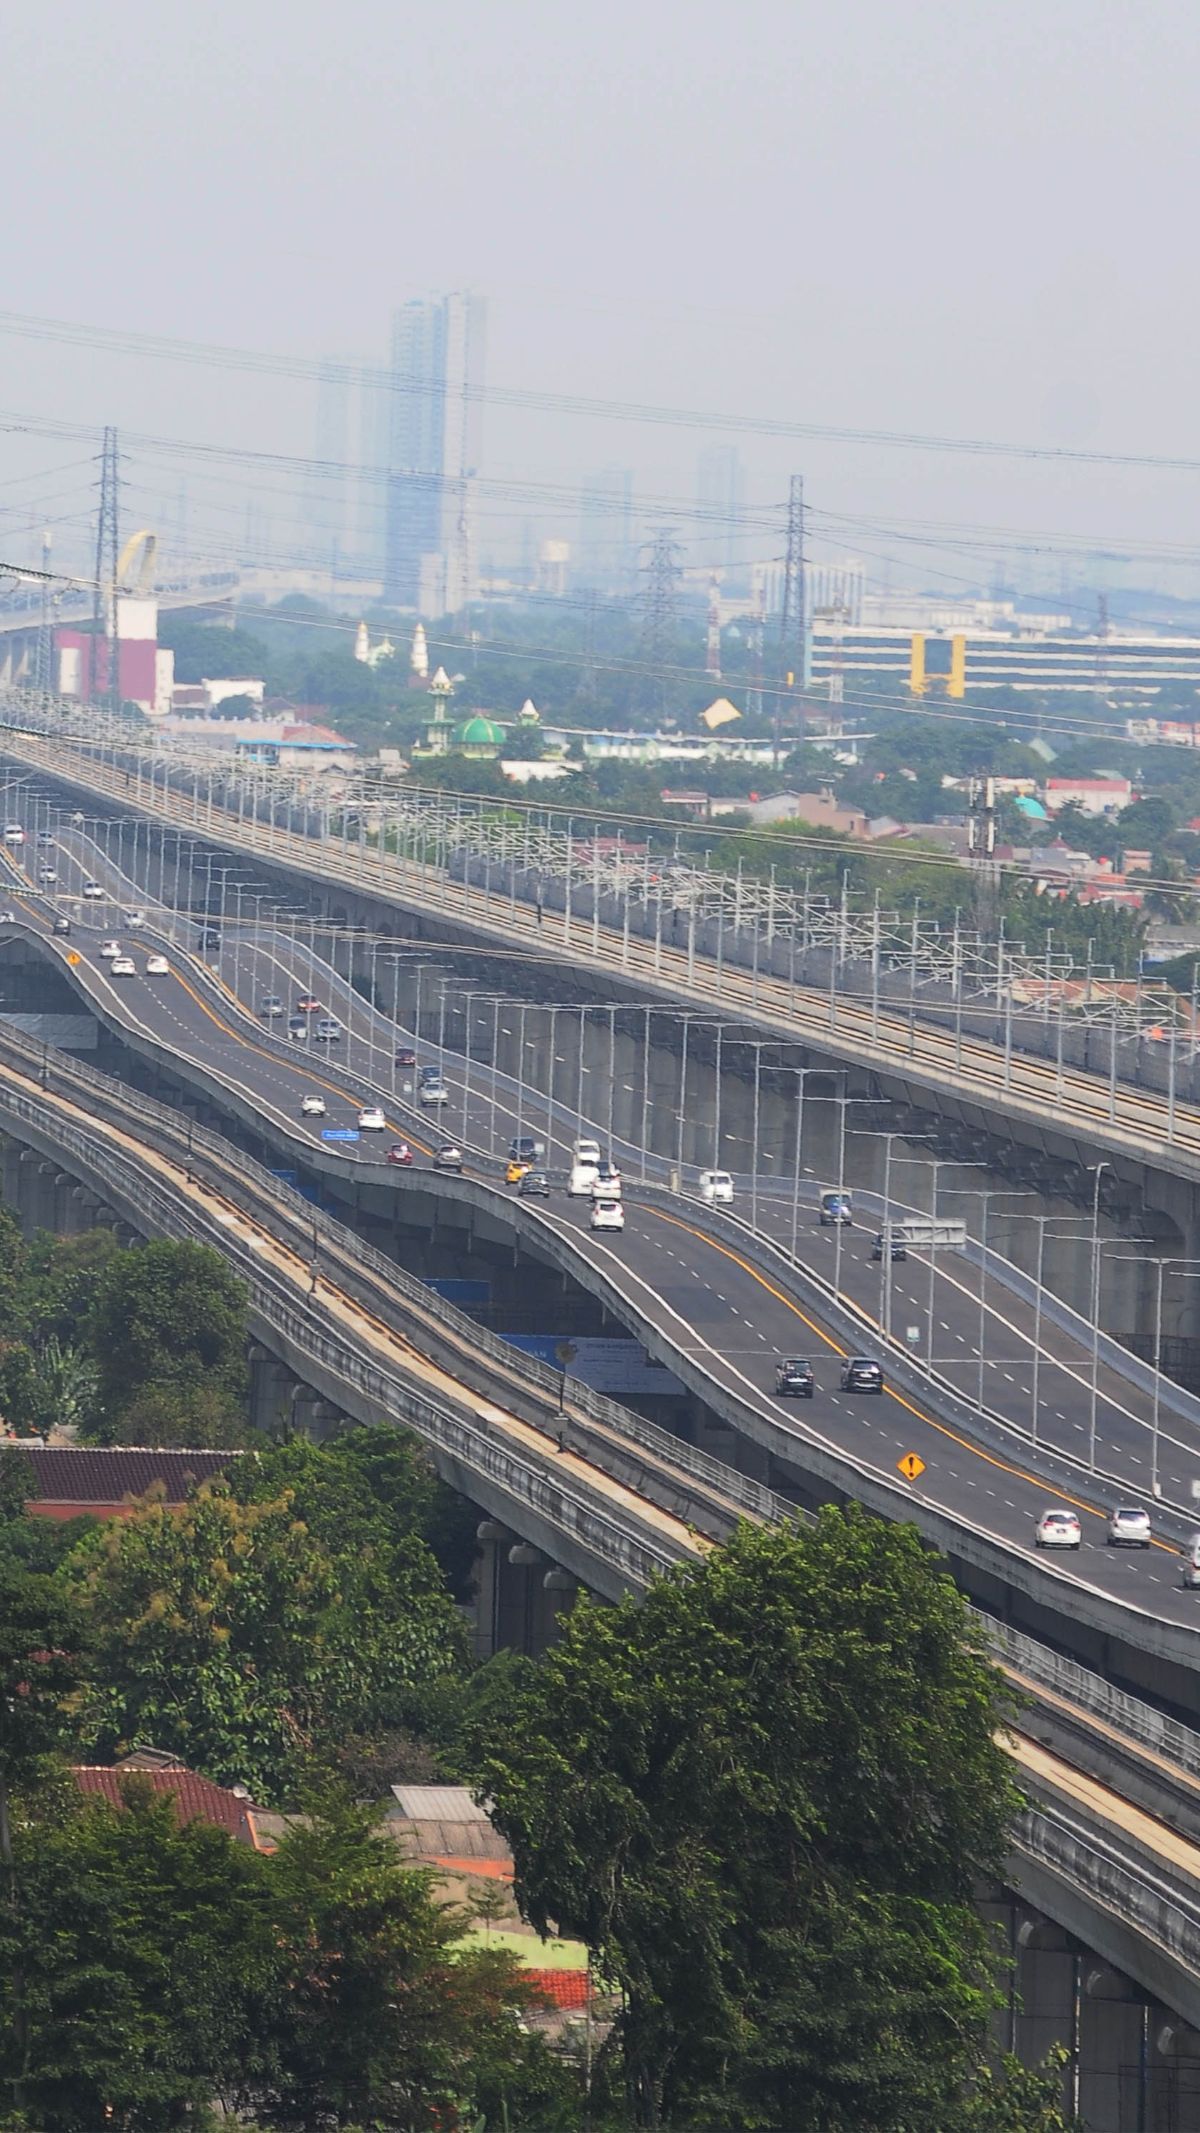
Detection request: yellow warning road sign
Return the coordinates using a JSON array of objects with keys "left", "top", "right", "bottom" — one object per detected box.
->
[
  {"left": 66, "top": 952, "right": 81, "bottom": 966},
  {"left": 897, "top": 1452, "right": 926, "bottom": 1482}
]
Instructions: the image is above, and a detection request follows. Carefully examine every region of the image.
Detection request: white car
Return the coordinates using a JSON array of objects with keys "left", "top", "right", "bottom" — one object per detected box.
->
[
  {"left": 591, "top": 1197, "right": 625, "bottom": 1233},
  {"left": 145, "top": 954, "right": 170, "bottom": 976},
  {"left": 592, "top": 1171, "right": 622, "bottom": 1200},
  {"left": 301, "top": 1095, "right": 327, "bottom": 1117},
  {"left": 0, "top": 912, "right": 14, "bottom": 925},
  {"left": 573, "top": 1139, "right": 602, "bottom": 1168},
  {"left": 569, "top": 1160, "right": 599, "bottom": 1197},
  {"left": 418, "top": 1080, "right": 449, "bottom": 1106},
  {"left": 1107, "top": 1505, "right": 1152, "bottom": 1548},
  {"left": 100, "top": 940, "right": 121, "bottom": 960},
  {"left": 38, "top": 867, "right": 57, "bottom": 884},
  {"left": 110, "top": 956, "right": 136, "bottom": 977},
  {"left": 3, "top": 825, "right": 23, "bottom": 846},
  {"left": 358, "top": 1106, "right": 387, "bottom": 1131},
  {"left": 698, "top": 1169, "right": 734, "bottom": 1205},
  {"left": 82, "top": 882, "right": 104, "bottom": 900},
  {"left": 1035, "top": 1508, "right": 1082, "bottom": 1551},
  {"left": 124, "top": 910, "right": 145, "bottom": 928}
]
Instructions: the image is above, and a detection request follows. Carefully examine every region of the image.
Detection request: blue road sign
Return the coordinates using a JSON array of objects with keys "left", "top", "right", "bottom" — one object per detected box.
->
[{"left": 321, "top": 1127, "right": 360, "bottom": 1143}]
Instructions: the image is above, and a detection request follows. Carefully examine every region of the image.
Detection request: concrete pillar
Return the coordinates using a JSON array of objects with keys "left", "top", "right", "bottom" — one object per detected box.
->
[
  {"left": 542, "top": 1565, "right": 578, "bottom": 1645},
  {"left": 506, "top": 1541, "right": 543, "bottom": 1654},
  {"left": 473, "top": 1520, "right": 509, "bottom": 1658},
  {"left": 1014, "top": 1916, "right": 1077, "bottom": 2121},
  {"left": 1079, "top": 1966, "right": 1147, "bottom": 2133}
]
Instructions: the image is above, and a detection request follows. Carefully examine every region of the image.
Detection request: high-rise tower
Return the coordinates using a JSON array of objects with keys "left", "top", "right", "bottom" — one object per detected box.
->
[
  {"left": 695, "top": 444, "right": 744, "bottom": 574},
  {"left": 382, "top": 291, "right": 486, "bottom": 614}
]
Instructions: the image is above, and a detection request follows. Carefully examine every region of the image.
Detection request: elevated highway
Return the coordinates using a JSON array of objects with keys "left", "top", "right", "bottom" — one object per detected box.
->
[
  {"left": 4, "top": 1020, "right": 1200, "bottom": 2086},
  {"left": 4, "top": 725, "right": 1199, "bottom": 1214}
]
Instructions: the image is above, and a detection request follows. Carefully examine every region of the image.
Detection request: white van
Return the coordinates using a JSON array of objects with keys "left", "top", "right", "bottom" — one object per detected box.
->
[
  {"left": 573, "top": 1138, "right": 602, "bottom": 1168},
  {"left": 1182, "top": 1535, "right": 1200, "bottom": 1589},
  {"left": 698, "top": 1169, "right": 734, "bottom": 1205},
  {"left": 569, "top": 1157, "right": 600, "bottom": 1197}
]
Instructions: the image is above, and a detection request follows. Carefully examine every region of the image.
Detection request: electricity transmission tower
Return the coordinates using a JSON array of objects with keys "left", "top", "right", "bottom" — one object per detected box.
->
[
  {"left": 635, "top": 527, "right": 681, "bottom": 717},
  {"left": 92, "top": 426, "right": 120, "bottom": 715}
]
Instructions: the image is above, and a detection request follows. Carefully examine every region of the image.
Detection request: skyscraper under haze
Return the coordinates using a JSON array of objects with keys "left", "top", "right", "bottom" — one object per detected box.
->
[
  {"left": 695, "top": 444, "right": 744, "bottom": 574},
  {"left": 382, "top": 291, "right": 486, "bottom": 613}
]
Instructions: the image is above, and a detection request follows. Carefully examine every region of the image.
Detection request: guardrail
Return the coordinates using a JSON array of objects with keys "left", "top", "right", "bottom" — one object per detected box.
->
[{"left": 982, "top": 1613, "right": 1200, "bottom": 1783}]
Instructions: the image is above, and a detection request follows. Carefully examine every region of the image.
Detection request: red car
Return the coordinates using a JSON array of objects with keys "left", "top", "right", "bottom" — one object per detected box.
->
[
  {"left": 394, "top": 1046, "right": 417, "bottom": 1068},
  {"left": 386, "top": 1142, "right": 414, "bottom": 1167},
  {"left": 295, "top": 996, "right": 321, "bottom": 1014}
]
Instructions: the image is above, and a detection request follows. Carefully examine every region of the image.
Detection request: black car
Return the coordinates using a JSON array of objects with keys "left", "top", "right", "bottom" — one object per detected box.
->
[
  {"left": 840, "top": 1357, "right": 884, "bottom": 1393},
  {"left": 509, "top": 1135, "right": 545, "bottom": 1163},
  {"left": 51, "top": 916, "right": 70, "bottom": 937},
  {"left": 870, "top": 1232, "right": 907, "bottom": 1262},
  {"left": 395, "top": 1046, "right": 417, "bottom": 1067},
  {"left": 518, "top": 1169, "right": 551, "bottom": 1198},
  {"left": 198, "top": 928, "right": 221, "bottom": 951},
  {"left": 774, "top": 1358, "right": 815, "bottom": 1398}
]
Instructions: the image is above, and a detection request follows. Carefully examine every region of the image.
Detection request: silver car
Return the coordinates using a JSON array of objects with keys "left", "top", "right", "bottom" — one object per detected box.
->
[{"left": 1107, "top": 1505, "right": 1152, "bottom": 1548}]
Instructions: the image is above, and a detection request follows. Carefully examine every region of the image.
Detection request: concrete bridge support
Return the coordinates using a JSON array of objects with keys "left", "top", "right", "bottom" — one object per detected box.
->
[{"left": 472, "top": 1521, "right": 579, "bottom": 1659}]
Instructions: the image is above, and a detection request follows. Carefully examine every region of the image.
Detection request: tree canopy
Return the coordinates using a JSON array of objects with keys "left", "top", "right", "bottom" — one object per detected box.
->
[{"left": 477, "top": 1510, "right": 1051, "bottom": 2133}]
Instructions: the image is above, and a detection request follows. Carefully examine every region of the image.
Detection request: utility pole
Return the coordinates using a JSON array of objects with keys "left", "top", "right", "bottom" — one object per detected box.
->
[
  {"left": 92, "top": 426, "right": 120, "bottom": 716},
  {"left": 636, "top": 526, "right": 681, "bottom": 718}
]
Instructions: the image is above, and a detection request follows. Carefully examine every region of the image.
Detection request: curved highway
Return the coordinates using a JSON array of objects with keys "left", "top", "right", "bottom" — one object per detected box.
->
[{"left": 1, "top": 823, "right": 1200, "bottom": 1644}]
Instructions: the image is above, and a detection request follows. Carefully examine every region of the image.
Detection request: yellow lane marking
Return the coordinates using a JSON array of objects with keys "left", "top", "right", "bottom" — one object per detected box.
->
[{"left": 643, "top": 1203, "right": 1136, "bottom": 1531}]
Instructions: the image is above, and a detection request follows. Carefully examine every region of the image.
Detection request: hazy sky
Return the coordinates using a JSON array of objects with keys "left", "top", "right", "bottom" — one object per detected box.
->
[{"left": 3, "top": 0, "right": 1199, "bottom": 604}]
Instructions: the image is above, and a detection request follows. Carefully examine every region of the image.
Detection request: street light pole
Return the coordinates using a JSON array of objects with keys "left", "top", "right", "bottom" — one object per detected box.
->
[{"left": 1088, "top": 1161, "right": 1110, "bottom": 1473}]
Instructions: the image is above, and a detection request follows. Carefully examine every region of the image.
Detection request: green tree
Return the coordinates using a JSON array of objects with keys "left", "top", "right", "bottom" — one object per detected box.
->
[
  {"left": 110, "top": 1381, "right": 249, "bottom": 1449},
  {"left": 85, "top": 1240, "right": 248, "bottom": 1432},
  {"left": 477, "top": 1511, "right": 1031, "bottom": 2132},
  {"left": 0, "top": 1780, "right": 278, "bottom": 2132},
  {"left": 67, "top": 1477, "right": 466, "bottom": 1802},
  {"left": 260, "top": 1789, "right": 559, "bottom": 2133}
]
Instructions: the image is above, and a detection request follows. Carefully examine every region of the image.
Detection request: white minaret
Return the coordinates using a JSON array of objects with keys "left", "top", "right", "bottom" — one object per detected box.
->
[
  {"left": 354, "top": 620, "right": 370, "bottom": 663},
  {"left": 411, "top": 622, "right": 429, "bottom": 680}
]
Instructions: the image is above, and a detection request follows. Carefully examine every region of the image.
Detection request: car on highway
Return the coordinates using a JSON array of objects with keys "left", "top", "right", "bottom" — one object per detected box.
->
[
  {"left": 839, "top": 1356, "right": 884, "bottom": 1393},
  {"left": 386, "top": 1142, "right": 414, "bottom": 1166},
  {"left": 774, "top": 1358, "right": 815, "bottom": 1398},
  {"left": 259, "top": 995, "right": 284, "bottom": 1018},
  {"left": 198, "top": 928, "right": 221, "bottom": 951},
  {"left": 295, "top": 996, "right": 321, "bottom": 1014},
  {"left": 590, "top": 1196, "right": 625, "bottom": 1233},
  {"left": 36, "top": 832, "right": 53, "bottom": 848},
  {"left": 434, "top": 1142, "right": 464, "bottom": 1173},
  {"left": 38, "top": 867, "right": 57, "bottom": 884},
  {"left": 124, "top": 910, "right": 145, "bottom": 928},
  {"left": 698, "top": 1169, "right": 734, "bottom": 1205},
  {"left": 871, "top": 1231, "right": 908, "bottom": 1262},
  {"left": 574, "top": 1137, "right": 602, "bottom": 1165},
  {"left": 100, "top": 940, "right": 121, "bottom": 959},
  {"left": 357, "top": 1106, "right": 387, "bottom": 1131},
  {"left": 418, "top": 1079, "right": 449, "bottom": 1106},
  {"left": 82, "top": 881, "right": 104, "bottom": 900},
  {"left": 287, "top": 1015, "right": 308, "bottom": 1039},
  {"left": 395, "top": 1046, "right": 417, "bottom": 1067},
  {"left": 110, "top": 957, "right": 136, "bottom": 977},
  {"left": 591, "top": 1171, "right": 623, "bottom": 1200},
  {"left": 51, "top": 917, "right": 70, "bottom": 937},
  {"left": 509, "top": 1135, "right": 544, "bottom": 1163},
  {"left": 3, "top": 825, "right": 23, "bottom": 846},
  {"left": 506, "top": 1158, "right": 531, "bottom": 1184},
  {"left": 518, "top": 1169, "right": 551, "bottom": 1198},
  {"left": 1107, "top": 1505, "right": 1152, "bottom": 1548},
  {"left": 568, "top": 1158, "right": 599, "bottom": 1196},
  {"left": 314, "top": 1018, "right": 343, "bottom": 1042},
  {"left": 1035, "top": 1508, "right": 1082, "bottom": 1551},
  {"left": 0, "top": 912, "right": 14, "bottom": 925},
  {"left": 820, "top": 1191, "right": 853, "bottom": 1226},
  {"left": 145, "top": 955, "right": 170, "bottom": 976},
  {"left": 301, "top": 1095, "right": 327, "bottom": 1117},
  {"left": 1182, "top": 1536, "right": 1200, "bottom": 1589},
  {"left": 418, "top": 1064, "right": 442, "bottom": 1084}
]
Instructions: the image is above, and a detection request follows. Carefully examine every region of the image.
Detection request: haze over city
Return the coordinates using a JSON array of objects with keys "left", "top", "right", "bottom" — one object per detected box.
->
[{"left": 4, "top": 0, "right": 1200, "bottom": 603}]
